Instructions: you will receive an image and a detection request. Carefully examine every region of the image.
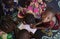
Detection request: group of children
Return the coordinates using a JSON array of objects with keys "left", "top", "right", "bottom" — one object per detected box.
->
[
  {"left": 17, "top": 0, "right": 60, "bottom": 39},
  {"left": 0, "top": 0, "right": 60, "bottom": 39},
  {"left": 18, "top": 7, "right": 60, "bottom": 39}
]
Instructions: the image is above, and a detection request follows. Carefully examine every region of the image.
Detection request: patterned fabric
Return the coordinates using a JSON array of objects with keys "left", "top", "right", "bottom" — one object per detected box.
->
[
  {"left": 39, "top": 2, "right": 46, "bottom": 13},
  {"left": 18, "top": 1, "right": 46, "bottom": 19},
  {"left": 42, "top": 30, "right": 60, "bottom": 39},
  {"left": 46, "top": 0, "right": 60, "bottom": 12},
  {"left": 27, "top": 2, "right": 46, "bottom": 19},
  {"left": 28, "top": 2, "right": 46, "bottom": 13}
]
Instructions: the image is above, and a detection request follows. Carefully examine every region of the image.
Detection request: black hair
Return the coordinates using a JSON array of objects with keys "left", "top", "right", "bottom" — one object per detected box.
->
[
  {"left": 17, "top": 29, "right": 30, "bottom": 39},
  {"left": 18, "top": 0, "right": 32, "bottom": 7},
  {"left": 24, "top": 13, "right": 36, "bottom": 24}
]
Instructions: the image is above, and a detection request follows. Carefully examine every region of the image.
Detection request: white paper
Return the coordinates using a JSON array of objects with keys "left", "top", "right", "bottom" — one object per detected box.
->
[{"left": 18, "top": 23, "right": 37, "bottom": 34}]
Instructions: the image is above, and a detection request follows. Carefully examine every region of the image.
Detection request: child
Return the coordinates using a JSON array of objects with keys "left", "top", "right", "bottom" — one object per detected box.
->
[
  {"left": 41, "top": 7, "right": 60, "bottom": 30},
  {"left": 18, "top": 13, "right": 37, "bottom": 39},
  {"left": 32, "top": 7, "right": 60, "bottom": 39},
  {"left": 18, "top": 13, "right": 37, "bottom": 34},
  {"left": 37, "top": 7, "right": 60, "bottom": 37},
  {"left": 18, "top": 13, "right": 47, "bottom": 39},
  {"left": 27, "top": 0, "right": 46, "bottom": 23}
]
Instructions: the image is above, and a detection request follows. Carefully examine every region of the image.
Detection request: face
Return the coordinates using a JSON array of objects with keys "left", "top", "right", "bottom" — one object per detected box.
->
[{"left": 42, "top": 12, "right": 53, "bottom": 22}]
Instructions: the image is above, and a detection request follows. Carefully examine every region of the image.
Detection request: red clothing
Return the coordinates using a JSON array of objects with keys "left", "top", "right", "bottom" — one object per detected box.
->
[
  {"left": 49, "top": 14, "right": 60, "bottom": 30},
  {"left": 52, "top": 14, "right": 60, "bottom": 30},
  {"left": 40, "top": 14, "right": 60, "bottom": 30}
]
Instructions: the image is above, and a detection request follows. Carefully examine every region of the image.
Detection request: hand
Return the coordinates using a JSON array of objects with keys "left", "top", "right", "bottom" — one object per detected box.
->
[{"left": 30, "top": 24, "right": 36, "bottom": 29}]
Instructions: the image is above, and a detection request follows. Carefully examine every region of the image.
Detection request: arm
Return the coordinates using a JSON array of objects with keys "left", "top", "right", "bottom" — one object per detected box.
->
[
  {"left": 30, "top": 25, "right": 46, "bottom": 29},
  {"left": 36, "top": 27, "right": 46, "bottom": 29}
]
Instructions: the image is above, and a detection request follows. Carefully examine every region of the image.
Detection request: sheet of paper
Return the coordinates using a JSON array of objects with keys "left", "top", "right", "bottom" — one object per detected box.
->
[{"left": 18, "top": 23, "right": 37, "bottom": 34}]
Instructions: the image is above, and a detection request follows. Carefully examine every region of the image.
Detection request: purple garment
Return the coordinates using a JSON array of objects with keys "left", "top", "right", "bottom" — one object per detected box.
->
[
  {"left": 28, "top": 6, "right": 41, "bottom": 19},
  {"left": 28, "top": 6, "right": 33, "bottom": 11},
  {"left": 34, "top": 8, "right": 39, "bottom": 13}
]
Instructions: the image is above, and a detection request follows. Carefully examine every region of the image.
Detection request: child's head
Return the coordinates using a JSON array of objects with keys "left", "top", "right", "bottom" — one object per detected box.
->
[
  {"left": 42, "top": 7, "right": 55, "bottom": 22},
  {"left": 24, "top": 13, "right": 36, "bottom": 25},
  {"left": 17, "top": 29, "right": 30, "bottom": 39},
  {"left": 42, "top": 12, "right": 54, "bottom": 22}
]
